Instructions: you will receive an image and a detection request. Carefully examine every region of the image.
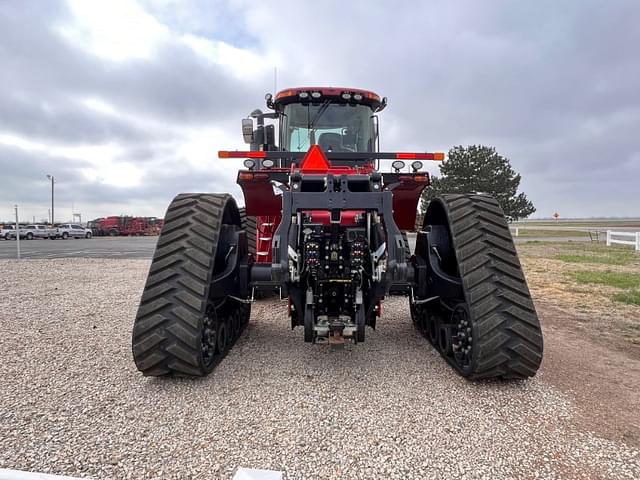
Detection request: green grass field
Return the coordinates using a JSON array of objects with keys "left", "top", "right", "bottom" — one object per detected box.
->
[
  {"left": 613, "top": 291, "right": 640, "bottom": 306},
  {"left": 516, "top": 229, "right": 591, "bottom": 237},
  {"left": 556, "top": 250, "right": 636, "bottom": 265},
  {"left": 569, "top": 271, "right": 640, "bottom": 289}
]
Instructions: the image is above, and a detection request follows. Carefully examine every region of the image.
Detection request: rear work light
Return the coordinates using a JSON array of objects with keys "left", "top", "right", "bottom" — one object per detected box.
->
[{"left": 392, "top": 160, "right": 405, "bottom": 171}]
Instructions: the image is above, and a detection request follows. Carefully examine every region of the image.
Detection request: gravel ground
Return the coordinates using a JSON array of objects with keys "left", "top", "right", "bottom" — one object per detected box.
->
[{"left": 1, "top": 259, "right": 639, "bottom": 480}]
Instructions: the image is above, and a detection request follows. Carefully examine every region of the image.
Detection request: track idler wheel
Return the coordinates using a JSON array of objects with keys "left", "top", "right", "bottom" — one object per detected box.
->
[
  {"left": 131, "top": 193, "right": 251, "bottom": 377},
  {"left": 412, "top": 194, "right": 543, "bottom": 380}
]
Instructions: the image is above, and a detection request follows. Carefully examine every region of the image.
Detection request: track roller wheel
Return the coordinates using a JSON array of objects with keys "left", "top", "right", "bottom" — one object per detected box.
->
[
  {"left": 412, "top": 194, "right": 543, "bottom": 380},
  {"left": 132, "top": 193, "right": 250, "bottom": 377}
]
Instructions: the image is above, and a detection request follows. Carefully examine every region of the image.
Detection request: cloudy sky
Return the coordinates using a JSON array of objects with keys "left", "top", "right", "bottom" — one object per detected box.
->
[{"left": 1, "top": 0, "right": 638, "bottom": 223}]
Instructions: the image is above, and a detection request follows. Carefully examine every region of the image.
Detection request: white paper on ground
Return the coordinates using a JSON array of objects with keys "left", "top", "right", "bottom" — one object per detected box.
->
[
  {"left": 0, "top": 469, "right": 88, "bottom": 480},
  {"left": 232, "top": 467, "right": 283, "bottom": 480}
]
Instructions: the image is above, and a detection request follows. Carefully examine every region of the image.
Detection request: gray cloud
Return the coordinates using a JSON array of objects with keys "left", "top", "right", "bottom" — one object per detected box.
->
[{"left": 1, "top": 0, "right": 639, "bottom": 221}]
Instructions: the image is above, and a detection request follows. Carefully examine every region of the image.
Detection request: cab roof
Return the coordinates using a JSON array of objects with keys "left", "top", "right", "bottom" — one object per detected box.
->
[{"left": 274, "top": 86, "right": 382, "bottom": 109}]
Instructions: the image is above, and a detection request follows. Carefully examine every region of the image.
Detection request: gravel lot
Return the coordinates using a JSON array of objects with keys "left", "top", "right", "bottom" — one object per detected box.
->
[{"left": 1, "top": 259, "right": 639, "bottom": 479}]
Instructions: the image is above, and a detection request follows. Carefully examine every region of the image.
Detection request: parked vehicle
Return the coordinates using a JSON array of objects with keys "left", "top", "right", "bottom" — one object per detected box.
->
[
  {"left": 20, "top": 224, "right": 54, "bottom": 239},
  {"left": 1, "top": 225, "right": 16, "bottom": 240},
  {"left": 87, "top": 216, "right": 164, "bottom": 236},
  {"left": 52, "top": 224, "right": 92, "bottom": 239}
]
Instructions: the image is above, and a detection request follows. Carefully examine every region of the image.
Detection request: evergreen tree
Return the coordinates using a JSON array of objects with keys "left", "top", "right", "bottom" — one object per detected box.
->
[{"left": 420, "top": 145, "right": 535, "bottom": 220}]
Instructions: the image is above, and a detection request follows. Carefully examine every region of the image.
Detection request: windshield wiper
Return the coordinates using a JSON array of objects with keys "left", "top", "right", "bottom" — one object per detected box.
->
[{"left": 307, "top": 100, "right": 332, "bottom": 144}]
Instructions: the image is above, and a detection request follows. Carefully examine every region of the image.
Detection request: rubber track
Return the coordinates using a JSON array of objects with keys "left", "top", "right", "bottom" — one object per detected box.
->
[
  {"left": 425, "top": 194, "right": 543, "bottom": 379},
  {"left": 132, "top": 193, "right": 239, "bottom": 376},
  {"left": 239, "top": 207, "right": 257, "bottom": 256}
]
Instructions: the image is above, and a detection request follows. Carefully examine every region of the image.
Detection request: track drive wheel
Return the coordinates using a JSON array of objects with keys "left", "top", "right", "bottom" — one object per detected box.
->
[
  {"left": 132, "top": 193, "right": 250, "bottom": 377},
  {"left": 412, "top": 194, "right": 543, "bottom": 380}
]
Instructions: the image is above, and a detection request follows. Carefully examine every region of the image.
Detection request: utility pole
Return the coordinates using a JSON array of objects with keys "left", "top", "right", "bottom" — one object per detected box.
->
[
  {"left": 46, "top": 174, "right": 55, "bottom": 224},
  {"left": 14, "top": 205, "right": 20, "bottom": 260}
]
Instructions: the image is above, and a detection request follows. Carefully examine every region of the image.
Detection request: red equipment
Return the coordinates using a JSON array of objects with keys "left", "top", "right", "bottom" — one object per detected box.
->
[{"left": 88, "top": 216, "right": 164, "bottom": 236}]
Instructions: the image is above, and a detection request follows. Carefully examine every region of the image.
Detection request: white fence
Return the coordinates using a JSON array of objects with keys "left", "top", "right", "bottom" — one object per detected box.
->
[{"left": 606, "top": 230, "right": 640, "bottom": 251}]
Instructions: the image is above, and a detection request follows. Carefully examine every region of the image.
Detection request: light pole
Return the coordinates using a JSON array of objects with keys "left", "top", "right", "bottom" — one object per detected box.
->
[
  {"left": 46, "top": 175, "right": 55, "bottom": 224},
  {"left": 14, "top": 205, "right": 20, "bottom": 260}
]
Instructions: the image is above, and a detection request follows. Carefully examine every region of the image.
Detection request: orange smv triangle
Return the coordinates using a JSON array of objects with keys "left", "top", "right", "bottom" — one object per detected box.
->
[{"left": 300, "top": 144, "right": 331, "bottom": 172}]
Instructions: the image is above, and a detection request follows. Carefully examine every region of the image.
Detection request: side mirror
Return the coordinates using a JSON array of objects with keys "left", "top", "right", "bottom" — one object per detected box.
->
[{"left": 242, "top": 118, "right": 254, "bottom": 144}]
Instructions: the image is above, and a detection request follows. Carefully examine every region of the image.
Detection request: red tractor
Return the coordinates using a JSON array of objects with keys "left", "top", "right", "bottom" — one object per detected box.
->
[{"left": 132, "top": 87, "right": 543, "bottom": 380}]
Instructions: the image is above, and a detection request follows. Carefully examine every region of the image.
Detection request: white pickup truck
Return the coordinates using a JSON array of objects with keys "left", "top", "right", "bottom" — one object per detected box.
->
[
  {"left": 1, "top": 225, "right": 17, "bottom": 240},
  {"left": 51, "top": 223, "right": 93, "bottom": 239},
  {"left": 19, "top": 224, "right": 55, "bottom": 240}
]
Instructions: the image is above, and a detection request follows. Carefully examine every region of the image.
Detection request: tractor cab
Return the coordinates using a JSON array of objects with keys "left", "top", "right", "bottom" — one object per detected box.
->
[{"left": 241, "top": 87, "right": 387, "bottom": 168}]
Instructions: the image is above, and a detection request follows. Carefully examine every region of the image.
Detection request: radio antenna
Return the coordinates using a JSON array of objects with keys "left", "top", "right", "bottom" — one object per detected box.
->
[{"left": 274, "top": 67, "right": 277, "bottom": 93}]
